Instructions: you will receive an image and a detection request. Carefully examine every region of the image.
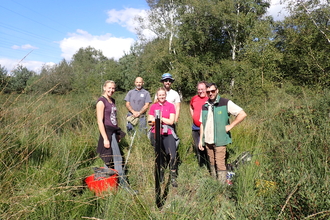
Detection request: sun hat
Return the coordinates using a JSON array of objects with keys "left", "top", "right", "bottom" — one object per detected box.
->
[{"left": 160, "top": 73, "right": 175, "bottom": 82}]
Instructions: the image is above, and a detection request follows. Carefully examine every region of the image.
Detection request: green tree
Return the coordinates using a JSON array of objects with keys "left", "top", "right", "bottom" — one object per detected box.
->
[
  {"left": 0, "top": 65, "right": 9, "bottom": 93},
  {"left": 8, "top": 65, "right": 35, "bottom": 93},
  {"left": 28, "top": 60, "right": 73, "bottom": 94},
  {"left": 71, "top": 46, "right": 110, "bottom": 94},
  {"left": 235, "top": 17, "right": 283, "bottom": 98},
  {"left": 101, "top": 58, "right": 121, "bottom": 92},
  {"left": 139, "top": 0, "right": 183, "bottom": 55},
  {"left": 276, "top": 1, "right": 330, "bottom": 88},
  {"left": 175, "top": 0, "right": 271, "bottom": 95}
]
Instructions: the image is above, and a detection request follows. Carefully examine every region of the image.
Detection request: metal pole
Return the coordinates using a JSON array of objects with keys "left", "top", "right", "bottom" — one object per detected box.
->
[
  {"left": 154, "top": 109, "right": 162, "bottom": 208},
  {"left": 123, "top": 130, "right": 137, "bottom": 172}
]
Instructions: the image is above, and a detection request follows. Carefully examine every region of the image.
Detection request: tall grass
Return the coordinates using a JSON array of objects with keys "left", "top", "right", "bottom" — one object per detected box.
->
[{"left": 0, "top": 87, "right": 329, "bottom": 219}]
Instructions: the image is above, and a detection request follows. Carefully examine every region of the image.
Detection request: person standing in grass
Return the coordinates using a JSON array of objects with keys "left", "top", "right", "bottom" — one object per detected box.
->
[
  {"left": 96, "top": 80, "right": 134, "bottom": 191},
  {"left": 198, "top": 82, "right": 247, "bottom": 184},
  {"left": 124, "top": 77, "right": 152, "bottom": 134},
  {"left": 190, "top": 81, "right": 209, "bottom": 167},
  {"left": 148, "top": 87, "right": 179, "bottom": 187},
  {"left": 156, "top": 73, "right": 181, "bottom": 125}
]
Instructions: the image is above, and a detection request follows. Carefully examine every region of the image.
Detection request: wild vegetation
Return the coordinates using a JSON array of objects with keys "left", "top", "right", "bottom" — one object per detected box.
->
[
  {"left": 0, "top": 0, "right": 329, "bottom": 219},
  {"left": 1, "top": 86, "right": 329, "bottom": 219}
]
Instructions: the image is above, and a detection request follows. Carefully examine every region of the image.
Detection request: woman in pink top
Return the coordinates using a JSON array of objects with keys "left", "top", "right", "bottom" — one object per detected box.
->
[{"left": 148, "top": 87, "right": 178, "bottom": 187}]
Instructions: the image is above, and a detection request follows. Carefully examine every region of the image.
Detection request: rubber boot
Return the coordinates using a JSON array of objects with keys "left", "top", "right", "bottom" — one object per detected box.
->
[
  {"left": 210, "top": 166, "right": 217, "bottom": 178},
  {"left": 217, "top": 171, "right": 227, "bottom": 185},
  {"left": 160, "top": 168, "right": 165, "bottom": 184},
  {"left": 170, "top": 170, "right": 178, "bottom": 187}
]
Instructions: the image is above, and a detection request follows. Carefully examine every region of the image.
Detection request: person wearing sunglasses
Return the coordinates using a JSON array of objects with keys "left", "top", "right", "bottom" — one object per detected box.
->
[
  {"left": 198, "top": 82, "right": 247, "bottom": 184},
  {"left": 157, "top": 73, "right": 181, "bottom": 124}
]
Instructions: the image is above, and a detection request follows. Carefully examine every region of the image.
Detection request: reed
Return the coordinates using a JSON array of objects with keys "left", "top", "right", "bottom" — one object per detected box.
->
[{"left": 0, "top": 87, "right": 329, "bottom": 219}]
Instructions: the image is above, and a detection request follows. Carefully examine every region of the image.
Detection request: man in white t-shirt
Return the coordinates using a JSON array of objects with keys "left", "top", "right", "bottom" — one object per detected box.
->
[{"left": 156, "top": 73, "right": 181, "bottom": 123}]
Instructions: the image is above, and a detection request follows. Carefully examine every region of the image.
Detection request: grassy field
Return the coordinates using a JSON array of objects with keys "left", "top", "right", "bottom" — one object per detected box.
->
[{"left": 0, "top": 87, "right": 329, "bottom": 219}]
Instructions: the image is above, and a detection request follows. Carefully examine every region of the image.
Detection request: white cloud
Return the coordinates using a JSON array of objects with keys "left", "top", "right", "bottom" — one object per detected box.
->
[
  {"left": 21, "top": 60, "right": 55, "bottom": 72},
  {"left": 11, "top": 44, "right": 39, "bottom": 50},
  {"left": 106, "top": 8, "right": 146, "bottom": 33},
  {"left": 5, "top": 2, "right": 317, "bottom": 73},
  {"left": 11, "top": 45, "right": 20, "bottom": 50},
  {"left": 106, "top": 7, "right": 158, "bottom": 41},
  {"left": 0, "top": 58, "right": 54, "bottom": 73},
  {"left": 267, "top": 0, "right": 289, "bottom": 21},
  {"left": 59, "top": 29, "right": 135, "bottom": 61},
  {"left": 267, "top": 0, "right": 329, "bottom": 21},
  {"left": 0, "top": 58, "right": 17, "bottom": 72}
]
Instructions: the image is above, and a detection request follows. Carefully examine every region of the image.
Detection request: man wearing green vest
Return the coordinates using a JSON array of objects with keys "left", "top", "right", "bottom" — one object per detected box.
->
[{"left": 198, "top": 82, "right": 247, "bottom": 184}]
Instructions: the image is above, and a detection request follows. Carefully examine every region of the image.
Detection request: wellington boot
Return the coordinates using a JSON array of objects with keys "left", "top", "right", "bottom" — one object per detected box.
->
[
  {"left": 210, "top": 166, "right": 217, "bottom": 178},
  {"left": 170, "top": 170, "right": 178, "bottom": 187},
  {"left": 160, "top": 168, "right": 165, "bottom": 184},
  {"left": 217, "top": 171, "right": 227, "bottom": 185}
]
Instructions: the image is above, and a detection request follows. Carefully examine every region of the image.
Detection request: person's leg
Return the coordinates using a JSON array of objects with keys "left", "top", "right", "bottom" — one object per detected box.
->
[
  {"left": 111, "top": 133, "right": 123, "bottom": 177},
  {"left": 192, "top": 130, "right": 202, "bottom": 166},
  {"left": 112, "top": 133, "right": 138, "bottom": 193},
  {"left": 205, "top": 144, "right": 217, "bottom": 178},
  {"left": 151, "top": 133, "right": 166, "bottom": 183},
  {"left": 163, "top": 135, "right": 177, "bottom": 170},
  {"left": 163, "top": 135, "right": 178, "bottom": 187},
  {"left": 127, "top": 121, "right": 134, "bottom": 132},
  {"left": 214, "top": 146, "right": 227, "bottom": 184},
  {"left": 200, "top": 144, "right": 209, "bottom": 168},
  {"left": 98, "top": 133, "right": 114, "bottom": 168},
  {"left": 139, "top": 115, "right": 147, "bottom": 134}
]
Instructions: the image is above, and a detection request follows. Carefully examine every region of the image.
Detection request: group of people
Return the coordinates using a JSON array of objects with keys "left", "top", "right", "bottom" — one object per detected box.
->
[{"left": 96, "top": 73, "right": 247, "bottom": 191}]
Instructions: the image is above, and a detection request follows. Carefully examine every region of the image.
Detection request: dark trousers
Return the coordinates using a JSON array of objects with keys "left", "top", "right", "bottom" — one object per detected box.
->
[
  {"left": 150, "top": 133, "right": 178, "bottom": 170},
  {"left": 192, "top": 130, "right": 208, "bottom": 167}
]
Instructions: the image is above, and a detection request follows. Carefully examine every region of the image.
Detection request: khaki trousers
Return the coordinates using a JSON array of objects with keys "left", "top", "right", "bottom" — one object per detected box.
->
[{"left": 205, "top": 144, "right": 226, "bottom": 171}]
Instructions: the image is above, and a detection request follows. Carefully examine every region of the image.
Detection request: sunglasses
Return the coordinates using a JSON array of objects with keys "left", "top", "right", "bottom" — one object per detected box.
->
[
  {"left": 206, "top": 89, "right": 217, "bottom": 94},
  {"left": 163, "top": 79, "right": 173, "bottom": 83}
]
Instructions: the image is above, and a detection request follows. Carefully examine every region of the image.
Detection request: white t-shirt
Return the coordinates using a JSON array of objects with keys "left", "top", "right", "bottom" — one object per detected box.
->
[
  {"left": 154, "top": 89, "right": 181, "bottom": 104},
  {"left": 227, "top": 100, "right": 243, "bottom": 116}
]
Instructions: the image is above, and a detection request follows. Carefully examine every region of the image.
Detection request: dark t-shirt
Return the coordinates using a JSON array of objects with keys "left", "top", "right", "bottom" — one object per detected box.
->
[{"left": 97, "top": 96, "right": 118, "bottom": 127}]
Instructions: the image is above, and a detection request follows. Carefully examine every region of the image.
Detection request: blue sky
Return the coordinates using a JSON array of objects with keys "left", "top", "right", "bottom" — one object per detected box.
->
[{"left": 0, "top": 0, "right": 288, "bottom": 73}]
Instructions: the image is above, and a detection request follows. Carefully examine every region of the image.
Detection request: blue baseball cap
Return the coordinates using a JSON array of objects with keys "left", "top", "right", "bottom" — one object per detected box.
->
[{"left": 160, "top": 73, "right": 175, "bottom": 82}]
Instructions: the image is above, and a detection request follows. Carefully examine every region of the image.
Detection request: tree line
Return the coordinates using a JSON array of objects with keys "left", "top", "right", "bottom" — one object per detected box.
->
[{"left": 1, "top": 0, "right": 329, "bottom": 98}]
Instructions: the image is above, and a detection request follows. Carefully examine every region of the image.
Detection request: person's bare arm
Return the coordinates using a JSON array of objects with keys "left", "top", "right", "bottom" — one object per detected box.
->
[
  {"left": 140, "top": 102, "right": 150, "bottom": 115},
  {"left": 174, "top": 102, "right": 180, "bottom": 123},
  {"left": 126, "top": 102, "right": 139, "bottom": 118},
  {"left": 162, "top": 113, "right": 175, "bottom": 125},
  {"left": 198, "top": 124, "right": 204, "bottom": 151},
  {"left": 126, "top": 102, "right": 150, "bottom": 118},
  {"left": 96, "top": 101, "right": 110, "bottom": 148},
  {"left": 148, "top": 114, "right": 155, "bottom": 126}
]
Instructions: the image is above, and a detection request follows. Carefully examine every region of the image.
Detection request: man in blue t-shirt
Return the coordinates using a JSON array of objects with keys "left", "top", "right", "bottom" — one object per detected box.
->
[{"left": 124, "top": 77, "right": 152, "bottom": 133}]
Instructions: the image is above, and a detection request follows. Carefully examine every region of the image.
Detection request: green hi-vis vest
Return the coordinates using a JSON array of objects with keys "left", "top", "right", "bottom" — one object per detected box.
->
[{"left": 201, "top": 95, "right": 232, "bottom": 146}]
